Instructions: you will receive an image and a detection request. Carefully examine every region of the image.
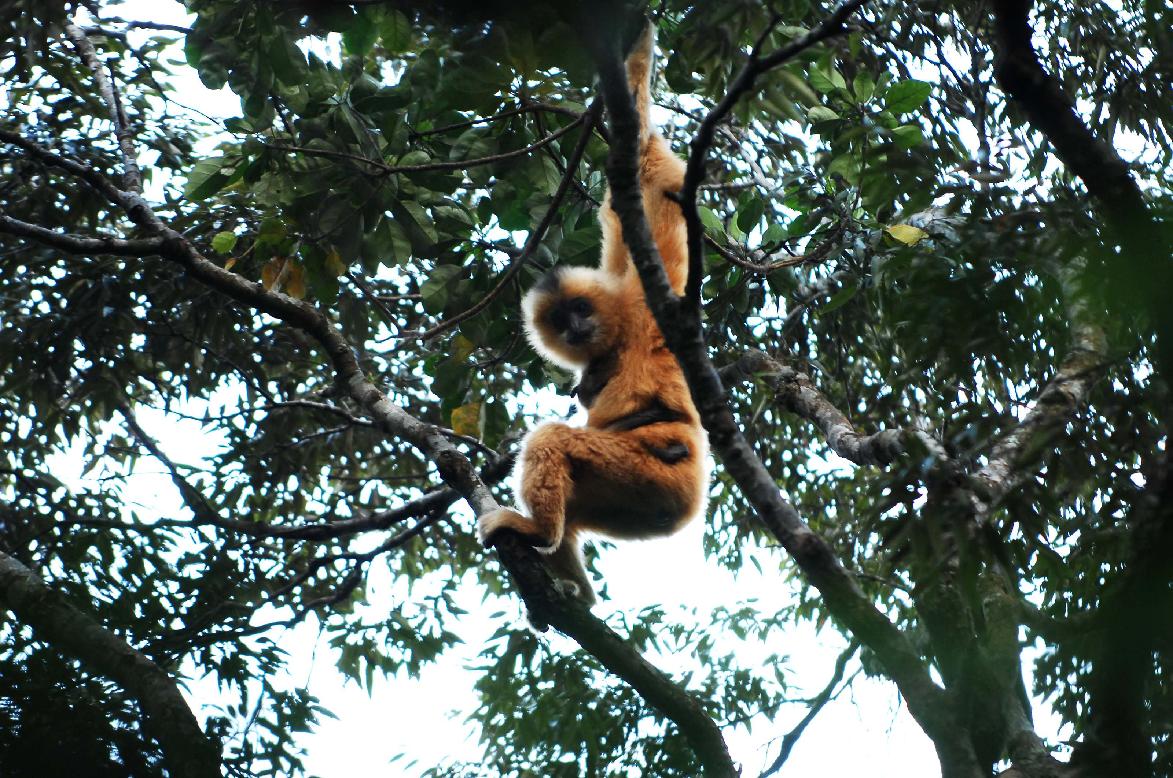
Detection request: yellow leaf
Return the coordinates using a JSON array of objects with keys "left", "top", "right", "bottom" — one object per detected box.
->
[
  {"left": 450, "top": 402, "right": 482, "bottom": 439},
  {"left": 325, "top": 248, "right": 347, "bottom": 277},
  {"left": 884, "top": 224, "right": 928, "bottom": 245},
  {"left": 285, "top": 262, "right": 306, "bottom": 299},
  {"left": 261, "top": 257, "right": 284, "bottom": 290},
  {"left": 452, "top": 334, "right": 476, "bottom": 362},
  {"left": 224, "top": 257, "right": 238, "bottom": 271}
]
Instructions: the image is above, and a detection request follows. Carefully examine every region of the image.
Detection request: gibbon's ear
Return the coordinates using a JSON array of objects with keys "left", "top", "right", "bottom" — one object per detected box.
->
[{"left": 522, "top": 266, "right": 623, "bottom": 369}]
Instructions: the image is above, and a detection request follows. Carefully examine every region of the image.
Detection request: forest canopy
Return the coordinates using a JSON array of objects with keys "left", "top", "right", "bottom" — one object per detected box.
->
[{"left": 0, "top": 1, "right": 1170, "bottom": 776}]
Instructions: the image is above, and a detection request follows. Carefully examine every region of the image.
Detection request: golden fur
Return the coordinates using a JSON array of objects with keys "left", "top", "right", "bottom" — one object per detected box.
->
[{"left": 478, "top": 25, "right": 707, "bottom": 605}]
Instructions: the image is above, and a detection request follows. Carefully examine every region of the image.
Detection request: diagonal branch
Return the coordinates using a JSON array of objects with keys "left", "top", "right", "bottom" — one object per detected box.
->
[
  {"left": 719, "top": 350, "right": 947, "bottom": 467},
  {"left": 678, "top": 0, "right": 869, "bottom": 306},
  {"left": 0, "top": 549, "right": 219, "bottom": 778},
  {"left": 585, "top": 20, "right": 985, "bottom": 776},
  {"left": 4, "top": 123, "right": 733, "bottom": 777},
  {"left": 972, "top": 263, "right": 1107, "bottom": 507},
  {"left": 761, "top": 641, "right": 859, "bottom": 777}
]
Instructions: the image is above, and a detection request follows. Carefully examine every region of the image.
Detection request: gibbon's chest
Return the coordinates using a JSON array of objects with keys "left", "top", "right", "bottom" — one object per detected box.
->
[{"left": 582, "top": 342, "right": 685, "bottom": 427}]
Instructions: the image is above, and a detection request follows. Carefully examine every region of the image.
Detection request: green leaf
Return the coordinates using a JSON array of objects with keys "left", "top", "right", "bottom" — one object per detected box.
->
[
  {"left": 699, "top": 206, "right": 725, "bottom": 237},
  {"left": 342, "top": 13, "right": 377, "bottom": 56},
  {"left": 378, "top": 9, "right": 412, "bottom": 52},
  {"left": 736, "top": 197, "right": 765, "bottom": 234},
  {"left": 853, "top": 72, "right": 875, "bottom": 102},
  {"left": 807, "top": 106, "right": 841, "bottom": 123},
  {"left": 211, "top": 231, "right": 238, "bottom": 254},
  {"left": 257, "top": 217, "right": 287, "bottom": 244},
  {"left": 762, "top": 222, "right": 787, "bottom": 246},
  {"left": 891, "top": 124, "right": 924, "bottom": 149},
  {"left": 421, "top": 265, "right": 463, "bottom": 314},
  {"left": 808, "top": 67, "right": 837, "bottom": 94},
  {"left": 885, "top": 80, "right": 932, "bottom": 114},
  {"left": 183, "top": 157, "right": 232, "bottom": 201},
  {"left": 817, "top": 283, "right": 859, "bottom": 315}
]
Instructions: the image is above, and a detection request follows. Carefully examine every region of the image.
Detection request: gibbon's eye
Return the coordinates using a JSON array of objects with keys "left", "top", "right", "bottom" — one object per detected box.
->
[{"left": 567, "top": 297, "right": 593, "bottom": 317}]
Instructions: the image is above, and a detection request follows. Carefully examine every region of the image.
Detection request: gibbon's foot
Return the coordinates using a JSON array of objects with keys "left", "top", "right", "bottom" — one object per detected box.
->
[
  {"left": 477, "top": 507, "right": 555, "bottom": 551},
  {"left": 551, "top": 577, "right": 589, "bottom": 604}
]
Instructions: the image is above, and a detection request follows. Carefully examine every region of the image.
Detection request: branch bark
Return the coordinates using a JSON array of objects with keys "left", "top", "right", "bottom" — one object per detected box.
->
[
  {"left": 64, "top": 22, "right": 143, "bottom": 193},
  {"left": 0, "top": 550, "right": 220, "bottom": 777},
  {"left": 585, "top": 18, "right": 985, "bottom": 778}
]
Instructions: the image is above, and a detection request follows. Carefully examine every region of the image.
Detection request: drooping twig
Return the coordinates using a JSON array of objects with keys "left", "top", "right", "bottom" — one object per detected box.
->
[
  {"left": 760, "top": 641, "right": 859, "bottom": 777},
  {"left": 413, "top": 98, "right": 604, "bottom": 340}
]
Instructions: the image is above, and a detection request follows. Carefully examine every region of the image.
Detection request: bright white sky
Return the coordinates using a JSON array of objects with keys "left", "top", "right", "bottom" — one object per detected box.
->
[{"left": 49, "top": 2, "right": 1075, "bottom": 775}]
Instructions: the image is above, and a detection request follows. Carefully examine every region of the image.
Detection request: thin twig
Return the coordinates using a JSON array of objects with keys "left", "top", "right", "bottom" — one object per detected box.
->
[
  {"left": 264, "top": 113, "right": 584, "bottom": 177},
  {"left": 412, "top": 98, "right": 603, "bottom": 341},
  {"left": 64, "top": 23, "right": 144, "bottom": 193}
]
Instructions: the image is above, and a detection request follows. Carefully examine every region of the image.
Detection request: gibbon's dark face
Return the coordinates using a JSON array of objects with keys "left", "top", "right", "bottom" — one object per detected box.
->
[{"left": 547, "top": 296, "right": 597, "bottom": 346}]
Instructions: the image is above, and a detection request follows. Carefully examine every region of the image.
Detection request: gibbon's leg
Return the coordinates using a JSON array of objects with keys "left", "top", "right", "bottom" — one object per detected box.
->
[
  {"left": 477, "top": 422, "right": 576, "bottom": 553},
  {"left": 478, "top": 421, "right": 701, "bottom": 548},
  {"left": 525, "top": 422, "right": 702, "bottom": 540}
]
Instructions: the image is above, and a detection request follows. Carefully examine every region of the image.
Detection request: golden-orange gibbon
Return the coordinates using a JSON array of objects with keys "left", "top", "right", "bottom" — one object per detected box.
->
[{"left": 478, "top": 24, "right": 708, "bottom": 606}]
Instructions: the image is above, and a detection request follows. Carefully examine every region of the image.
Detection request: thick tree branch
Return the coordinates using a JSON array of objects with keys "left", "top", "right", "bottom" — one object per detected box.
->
[
  {"left": 0, "top": 214, "right": 163, "bottom": 256},
  {"left": 1069, "top": 449, "right": 1173, "bottom": 777},
  {"left": 719, "top": 350, "right": 945, "bottom": 467},
  {"left": 0, "top": 550, "right": 219, "bottom": 778},
  {"left": 972, "top": 263, "right": 1107, "bottom": 507},
  {"left": 490, "top": 532, "right": 738, "bottom": 777},
  {"left": 586, "top": 22, "right": 985, "bottom": 778}
]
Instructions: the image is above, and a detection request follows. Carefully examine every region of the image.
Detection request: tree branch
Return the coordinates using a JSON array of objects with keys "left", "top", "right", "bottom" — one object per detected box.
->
[
  {"left": 0, "top": 550, "right": 220, "bottom": 778},
  {"left": 972, "top": 262, "right": 1107, "bottom": 507},
  {"left": 64, "top": 23, "right": 144, "bottom": 193},
  {"left": 678, "top": 0, "right": 868, "bottom": 306},
  {"left": 413, "top": 98, "right": 603, "bottom": 340},
  {"left": 988, "top": 0, "right": 1173, "bottom": 377},
  {"left": 719, "top": 350, "right": 946, "bottom": 467},
  {"left": 761, "top": 641, "right": 859, "bottom": 777},
  {"left": 0, "top": 214, "right": 163, "bottom": 256},
  {"left": 585, "top": 20, "right": 985, "bottom": 777},
  {"left": 4, "top": 117, "right": 733, "bottom": 778},
  {"left": 263, "top": 110, "right": 585, "bottom": 178}
]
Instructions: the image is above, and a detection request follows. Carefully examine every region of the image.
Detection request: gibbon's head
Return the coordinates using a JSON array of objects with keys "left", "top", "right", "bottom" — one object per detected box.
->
[{"left": 522, "top": 266, "right": 621, "bottom": 368}]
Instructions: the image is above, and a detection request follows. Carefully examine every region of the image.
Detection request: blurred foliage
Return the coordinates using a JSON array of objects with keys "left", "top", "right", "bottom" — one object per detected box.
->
[{"left": 0, "top": 0, "right": 1170, "bottom": 774}]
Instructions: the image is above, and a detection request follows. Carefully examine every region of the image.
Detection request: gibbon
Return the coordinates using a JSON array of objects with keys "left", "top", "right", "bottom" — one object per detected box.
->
[{"left": 478, "top": 24, "right": 708, "bottom": 606}]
